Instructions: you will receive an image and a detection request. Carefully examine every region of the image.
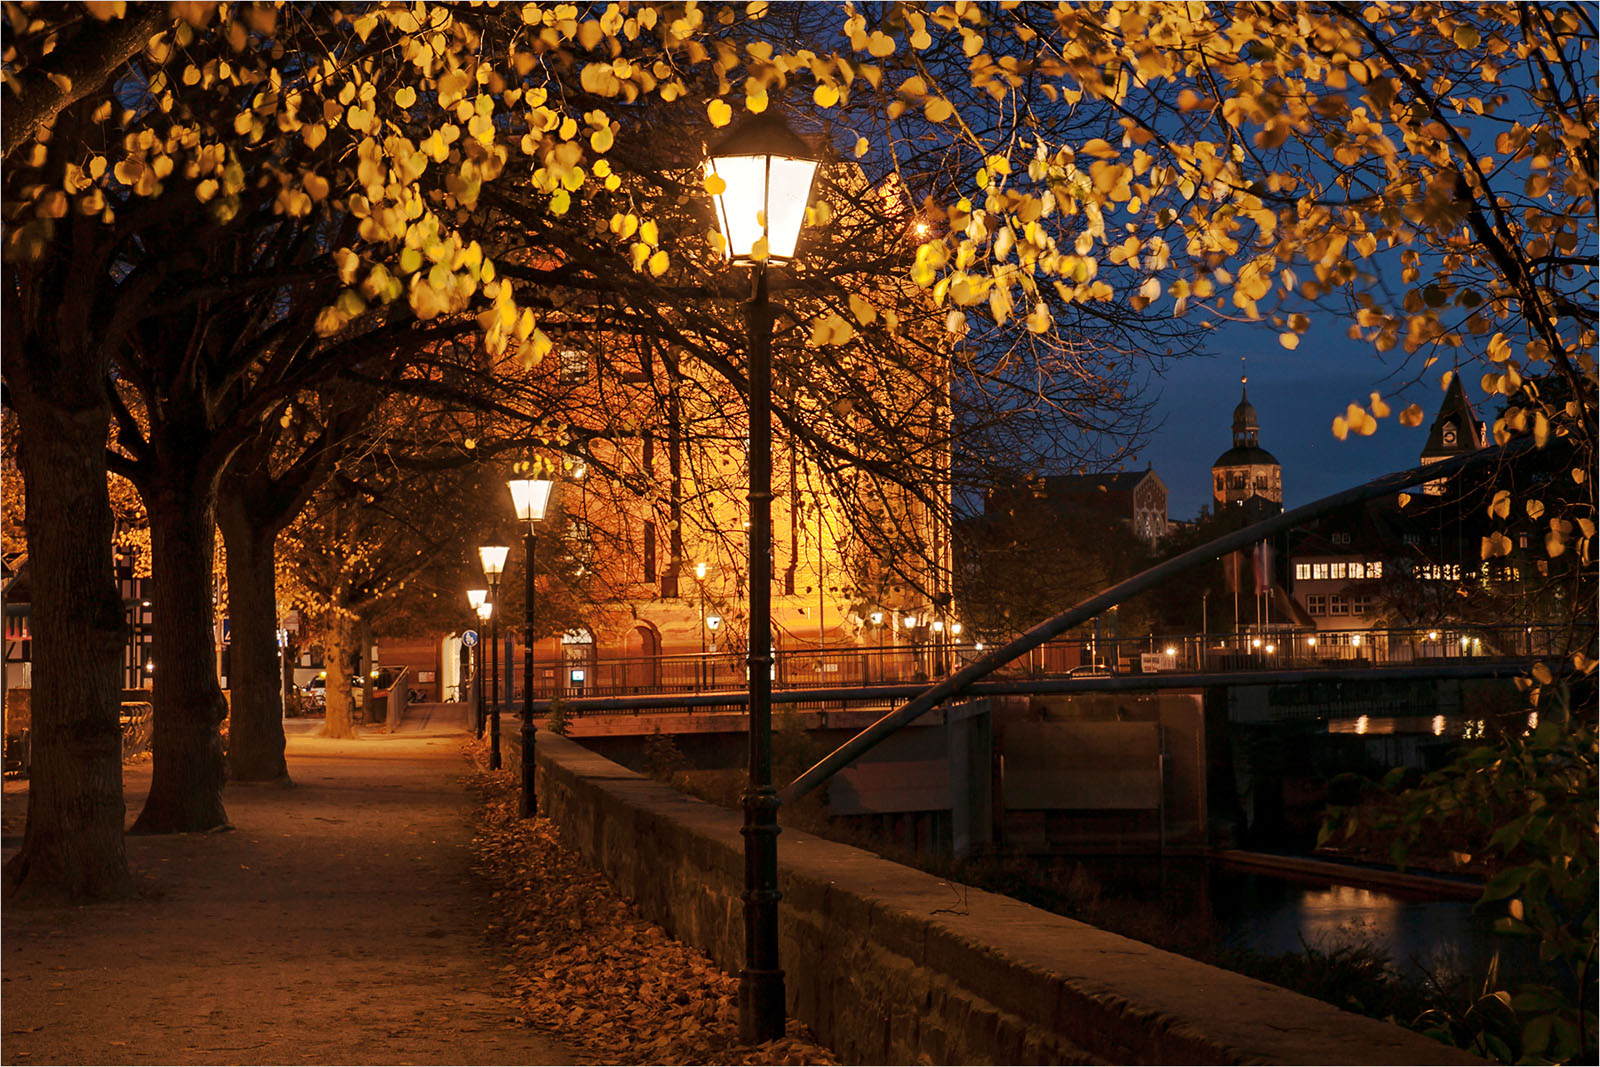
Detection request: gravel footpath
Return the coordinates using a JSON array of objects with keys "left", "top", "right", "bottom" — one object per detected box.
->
[{"left": 2, "top": 710, "right": 580, "bottom": 1065}]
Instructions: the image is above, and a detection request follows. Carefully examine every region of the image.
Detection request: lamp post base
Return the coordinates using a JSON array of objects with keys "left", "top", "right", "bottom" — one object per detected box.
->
[
  {"left": 739, "top": 786, "right": 785, "bottom": 1044},
  {"left": 520, "top": 716, "right": 537, "bottom": 818}
]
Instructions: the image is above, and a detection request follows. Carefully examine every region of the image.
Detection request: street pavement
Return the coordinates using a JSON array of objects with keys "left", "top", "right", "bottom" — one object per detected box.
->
[{"left": 2, "top": 706, "right": 581, "bottom": 1065}]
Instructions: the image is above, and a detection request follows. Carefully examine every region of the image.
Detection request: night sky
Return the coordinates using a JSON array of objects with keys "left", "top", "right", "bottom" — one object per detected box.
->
[{"left": 1138, "top": 318, "right": 1463, "bottom": 522}]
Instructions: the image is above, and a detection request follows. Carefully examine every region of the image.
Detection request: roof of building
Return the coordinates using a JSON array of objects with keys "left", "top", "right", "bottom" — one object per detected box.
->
[
  {"left": 1213, "top": 443, "right": 1281, "bottom": 469},
  {"left": 1421, "top": 372, "right": 1486, "bottom": 458}
]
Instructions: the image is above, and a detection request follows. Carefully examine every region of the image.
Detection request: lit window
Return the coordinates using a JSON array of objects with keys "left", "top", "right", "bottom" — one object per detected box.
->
[
  {"left": 1330, "top": 562, "right": 1346, "bottom": 580},
  {"left": 1295, "top": 563, "right": 1311, "bottom": 581},
  {"left": 559, "top": 348, "right": 588, "bottom": 384},
  {"left": 1312, "top": 563, "right": 1329, "bottom": 580}
]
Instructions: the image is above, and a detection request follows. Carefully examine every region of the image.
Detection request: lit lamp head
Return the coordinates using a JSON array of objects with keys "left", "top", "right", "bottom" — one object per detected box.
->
[
  {"left": 479, "top": 545, "right": 510, "bottom": 580},
  {"left": 903, "top": 614, "right": 917, "bottom": 629},
  {"left": 468, "top": 588, "right": 488, "bottom": 610},
  {"left": 931, "top": 620, "right": 945, "bottom": 634},
  {"left": 475, "top": 601, "right": 493, "bottom": 623},
  {"left": 869, "top": 611, "right": 884, "bottom": 626},
  {"left": 705, "top": 111, "right": 821, "bottom": 265},
  {"left": 507, "top": 476, "right": 554, "bottom": 526},
  {"left": 951, "top": 622, "right": 963, "bottom": 637},
  {"left": 706, "top": 614, "right": 722, "bottom": 632},
  {"left": 695, "top": 561, "right": 708, "bottom": 580}
]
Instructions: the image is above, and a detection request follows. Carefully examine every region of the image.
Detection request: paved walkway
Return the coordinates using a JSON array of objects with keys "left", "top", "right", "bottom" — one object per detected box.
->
[{"left": 2, "top": 707, "right": 579, "bottom": 1065}]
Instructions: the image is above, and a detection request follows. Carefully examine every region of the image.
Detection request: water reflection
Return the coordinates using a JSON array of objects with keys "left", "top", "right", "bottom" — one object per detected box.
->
[{"left": 1057, "top": 857, "right": 1540, "bottom": 992}]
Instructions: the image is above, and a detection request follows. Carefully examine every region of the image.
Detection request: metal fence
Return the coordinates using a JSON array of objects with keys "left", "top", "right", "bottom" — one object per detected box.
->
[{"left": 509, "top": 624, "right": 1577, "bottom": 702}]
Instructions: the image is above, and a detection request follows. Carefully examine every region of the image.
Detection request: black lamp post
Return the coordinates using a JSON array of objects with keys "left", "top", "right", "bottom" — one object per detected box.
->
[
  {"left": 706, "top": 108, "right": 820, "bottom": 1045},
  {"left": 479, "top": 545, "right": 509, "bottom": 770},
  {"left": 507, "top": 474, "right": 554, "bottom": 818},
  {"left": 468, "top": 588, "right": 488, "bottom": 736}
]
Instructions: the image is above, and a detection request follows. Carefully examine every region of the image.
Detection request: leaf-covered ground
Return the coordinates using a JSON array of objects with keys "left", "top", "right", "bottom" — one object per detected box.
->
[{"left": 467, "top": 748, "right": 837, "bottom": 1065}]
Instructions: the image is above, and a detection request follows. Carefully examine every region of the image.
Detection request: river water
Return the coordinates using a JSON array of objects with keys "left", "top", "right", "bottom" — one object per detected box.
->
[{"left": 1041, "top": 856, "right": 1543, "bottom": 992}]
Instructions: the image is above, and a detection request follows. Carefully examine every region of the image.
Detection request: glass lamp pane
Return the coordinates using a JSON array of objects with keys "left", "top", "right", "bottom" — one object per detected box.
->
[
  {"left": 708, "top": 155, "right": 768, "bottom": 260},
  {"left": 708, "top": 155, "right": 818, "bottom": 262},
  {"left": 476, "top": 602, "right": 493, "bottom": 621},
  {"left": 763, "top": 156, "right": 818, "bottom": 258},
  {"left": 467, "top": 589, "right": 488, "bottom": 609},
  {"left": 507, "top": 478, "right": 554, "bottom": 522},
  {"left": 478, "top": 545, "right": 510, "bottom": 576}
]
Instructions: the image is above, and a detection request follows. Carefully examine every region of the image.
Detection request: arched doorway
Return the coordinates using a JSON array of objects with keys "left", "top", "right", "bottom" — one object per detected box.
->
[{"left": 621, "top": 623, "right": 661, "bottom": 691}]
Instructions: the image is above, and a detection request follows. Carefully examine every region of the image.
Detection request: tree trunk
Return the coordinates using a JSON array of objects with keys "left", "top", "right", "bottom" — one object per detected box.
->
[
  {"left": 3, "top": 394, "right": 134, "bottom": 900},
  {"left": 321, "top": 614, "right": 359, "bottom": 739},
  {"left": 216, "top": 489, "right": 289, "bottom": 783},
  {"left": 130, "top": 481, "right": 229, "bottom": 833}
]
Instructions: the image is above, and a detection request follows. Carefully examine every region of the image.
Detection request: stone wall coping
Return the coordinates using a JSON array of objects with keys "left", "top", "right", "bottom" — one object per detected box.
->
[{"left": 535, "top": 732, "right": 1483, "bottom": 1065}]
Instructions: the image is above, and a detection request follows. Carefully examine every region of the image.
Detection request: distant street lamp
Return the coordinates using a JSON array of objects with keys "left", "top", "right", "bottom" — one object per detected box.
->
[
  {"left": 468, "top": 589, "right": 488, "bottom": 735},
  {"left": 507, "top": 474, "right": 554, "bottom": 818},
  {"left": 479, "top": 545, "right": 509, "bottom": 770},
  {"left": 869, "top": 611, "right": 885, "bottom": 683},
  {"left": 706, "top": 107, "right": 819, "bottom": 1044},
  {"left": 696, "top": 561, "right": 709, "bottom": 690},
  {"left": 706, "top": 614, "right": 722, "bottom": 689}
]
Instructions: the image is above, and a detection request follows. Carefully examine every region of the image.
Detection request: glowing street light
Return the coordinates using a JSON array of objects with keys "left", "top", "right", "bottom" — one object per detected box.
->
[
  {"left": 706, "top": 108, "right": 820, "bottom": 1044},
  {"left": 508, "top": 472, "right": 555, "bottom": 818},
  {"left": 479, "top": 545, "right": 509, "bottom": 770}
]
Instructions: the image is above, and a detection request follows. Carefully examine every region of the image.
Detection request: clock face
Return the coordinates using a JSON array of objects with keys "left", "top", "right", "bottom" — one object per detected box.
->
[{"left": 1442, "top": 423, "right": 1457, "bottom": 446}]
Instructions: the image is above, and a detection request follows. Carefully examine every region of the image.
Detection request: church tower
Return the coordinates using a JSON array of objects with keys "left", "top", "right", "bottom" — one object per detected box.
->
[
  {"left": 1419, "top": 372, "right": 1485, "bottom": 494},
  {"left": 1211, "top": 365, "right": 1283, "bottom": 516}
]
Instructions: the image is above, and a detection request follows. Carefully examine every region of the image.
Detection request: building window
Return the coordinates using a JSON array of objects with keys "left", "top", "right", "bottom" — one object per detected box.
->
[
  {"left": 1331, "top": 531, "right": 1352, "bottom": 545},
  {"left": 1312, "top": 562, "right": 1329, "bottom": 580},
  {"left": 1331, "top": 562, "right": 1348, "bottom": 580},
  {"left": 1307, "top": 594, "right": 1326, "bottom": 615},
  {"left": 1329, "top": 595, "right": 1349, "bottom": 615},
  {"left": 1351, "top": 595, "right": 1370, "bottom": 615},
  {"left": 559, "top": 348, "right": 588, "bottom": 384},
  {"left": 1366, "top": 561, "right": 1383, "bottom": 578},
  {"left": 1295, "top": 563, "right": 1311, "bottom": 581},
  {"left": 643, "top": 520, "right": 656, "bottom": 582}
]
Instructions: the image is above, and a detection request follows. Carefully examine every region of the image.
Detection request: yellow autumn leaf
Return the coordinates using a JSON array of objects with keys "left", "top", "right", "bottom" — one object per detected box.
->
[
  {"left": 1399, "top": 403, "right": 1425, "bottom": 427},
  {"left": 1332, "top": 416, "right": 1349, "bottom": 440},
  {"left": 813, "top": 83, "right": 840, "bottom": 108},
  {"left": 707, "top": 99, "right": 732, "bottom": 127},
  {"left": 1489, "top": 489, "right": 1511, "bottom": 519},
  {"left": 848, "top": 293, "right": 877, "bottom": 325},
  {"left": 1369, "top": 392, "right": 1390, "bottom": 418},
  {"left": 395, "top": 86, "right": 417, "bottom": 108},
  {"left": 854, "top": 136, "right": 869, "bottom": 157},
  {"left": 1278, "top": 332, "right": 1298, "bottom": 350},
  {"left": 925, "top": 97, "right": 953, "bottom": 123},
  {"left": 746, "top": 88, "right": 768, "bottom": 113},
  {"left": 647, "top": 249, "right": 669, "bottom": 276}
]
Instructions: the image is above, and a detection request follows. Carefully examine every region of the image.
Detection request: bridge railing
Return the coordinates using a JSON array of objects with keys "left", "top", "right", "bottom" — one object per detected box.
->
[{"left": 511, "top": 623, "right": 1568, "bottom": 703}]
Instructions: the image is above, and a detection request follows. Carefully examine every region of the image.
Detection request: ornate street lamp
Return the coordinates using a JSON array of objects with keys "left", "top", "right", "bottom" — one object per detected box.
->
[
  {"left": 507, "top": 474, "right": 555, "bottom": 818},
  {"left": 695, "top": 562, "right": 709, "bottom": 689},
  {"left": 468, "top": 589, "right": 488, "bottom": 735},
  {"left": 707, "top": 108, "right": 820, "bottom": 1044},
  {"left": 479, "top": 545, "right": 509, "bottom": 769}
]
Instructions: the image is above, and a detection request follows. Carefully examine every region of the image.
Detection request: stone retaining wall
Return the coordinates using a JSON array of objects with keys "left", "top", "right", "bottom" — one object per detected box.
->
[{"left": 534, "top": 733, "right": 1480, "bottom": 1065}]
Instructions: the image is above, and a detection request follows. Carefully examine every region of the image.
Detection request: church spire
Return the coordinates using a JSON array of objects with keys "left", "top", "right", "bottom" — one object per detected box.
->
[{"left": 1232, "top": 357, "right": 1259, "bottom": 448}]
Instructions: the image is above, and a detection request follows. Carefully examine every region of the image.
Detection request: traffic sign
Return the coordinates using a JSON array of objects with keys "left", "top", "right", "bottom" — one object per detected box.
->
[{"left": 462, "top": 630, "right": 479, "bottom": 647}]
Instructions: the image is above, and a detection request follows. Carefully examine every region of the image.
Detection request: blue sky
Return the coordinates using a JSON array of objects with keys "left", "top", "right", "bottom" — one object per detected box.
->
[{"left": 1137, "top": 320, "right": 1461, "bottom": 521}]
